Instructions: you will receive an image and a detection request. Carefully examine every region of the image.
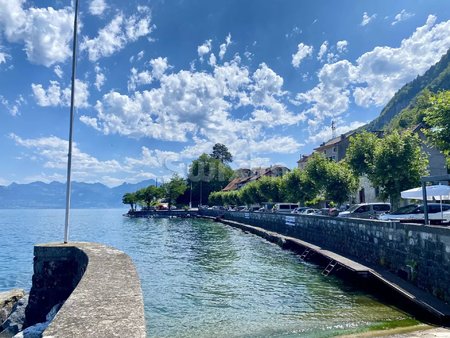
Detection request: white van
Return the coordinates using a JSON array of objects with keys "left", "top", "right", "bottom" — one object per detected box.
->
[
  {"left": 272, "top": 203, "right": 299, "bottom": 213},
  {"left": 338, "top": 203, "right": 390, "bottom": 219}
]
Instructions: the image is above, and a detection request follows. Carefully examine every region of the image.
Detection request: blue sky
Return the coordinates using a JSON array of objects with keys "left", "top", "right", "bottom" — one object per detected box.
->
[{"left": 1, "top": 0, "right": 450, "bottom": 187}]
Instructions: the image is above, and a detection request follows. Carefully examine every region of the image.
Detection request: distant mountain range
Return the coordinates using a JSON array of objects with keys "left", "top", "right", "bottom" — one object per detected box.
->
[{"left": 0, "top": 179, "right": 155, "bottom": 209}]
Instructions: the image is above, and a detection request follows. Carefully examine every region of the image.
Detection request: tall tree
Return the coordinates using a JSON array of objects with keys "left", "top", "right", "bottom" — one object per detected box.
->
[
  {"left": 122, "top": 192, "right": 138, "bottom": 211},
  {"left": 210, "top": 143, "right": 233, "bottom": 163},
  {"left": 257, "top": 176, "right": 284, "bottom": 202},
  {"left": 371, "top": 131, "right": 428, "bottom": 210},
  {"left": 136, "top": 185, "right": 163, "bottom": 209},
  {"left": 282, "top": 168, "right": 318, "bottom": 205},
  {"left": 424, "top": 90, "right": 450, "bottom": 164},
  {"left": 188, "top": 153, "right": 233, "bottom": 205},
  {"left": 305, "top": 153, "right": 357, "bottom": 206},
  {"left": 162, "top": 174, "right": 188, "bottom": 210},
  {"left": 346, "top": 131, "right": 380, "bottom": 176}
]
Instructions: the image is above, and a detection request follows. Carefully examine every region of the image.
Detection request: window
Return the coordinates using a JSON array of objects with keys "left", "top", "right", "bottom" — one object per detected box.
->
[
  {"left": 355, "top": 205, "right": 370, "bottom": 213},
  {"left": 373, "top": 204, "right": 390, "bottom": 212}
]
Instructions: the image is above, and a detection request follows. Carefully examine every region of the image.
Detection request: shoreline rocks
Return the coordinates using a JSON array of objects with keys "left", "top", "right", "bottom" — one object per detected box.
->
[{"left": 0, "top": 290, "right": 27, "bottom": 338}]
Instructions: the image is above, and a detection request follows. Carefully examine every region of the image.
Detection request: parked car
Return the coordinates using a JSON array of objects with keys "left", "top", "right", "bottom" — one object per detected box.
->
[
  {"left": 272, "top": 203, "right": 299, "bottom": 213},
  {"left": 338, "top": 203, "right": 391, "bottom": 219},
  {"left": 300, "top": 208, "right": 321, "bottom": 215},
  {"left": 290, "top": 207, "right": 309, "bottom": 214},
  {"left": 378, "top": 203, "right": 450, "bottom": 223}
]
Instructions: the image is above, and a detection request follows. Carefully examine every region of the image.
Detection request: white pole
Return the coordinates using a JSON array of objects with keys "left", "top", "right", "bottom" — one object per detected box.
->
[{"left": 64, "top": 0, "right": 79, "bottom": 244}]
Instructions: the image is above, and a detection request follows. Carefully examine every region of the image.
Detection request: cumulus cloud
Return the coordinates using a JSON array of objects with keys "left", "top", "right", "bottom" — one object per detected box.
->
[
  {"left": 10, "top": 133, "right": 123, "bottom": 175},
  {"left": 336, "top": 40, "right": 348, "bottom": 53},
  {"left": 32, "top": 79, "right": 89, "bottom": 108},
  {"left": 361, "top": 12, "right": 376, "bottom": 26},
  {"left": 0, "top": 51, "right": 9, "bottom": 64},
  {"left": 307, "top": 121, "right": 367, "bottom": 144},
  {"left": 54, "top": 65, "right": 63, "bottom": 79},
  {"left": 0, "top": 0, "right": 74, "bottom": 66},
  {"left": 81, "top": 60, "right": 303, "bottom": 164},
  {"left": 89, "top": 0, "right": 107, "bottom": 16},
  {"left": 1, "top": 95, "right": 24, "bottom": 116},
  {"left": 80, "top": 8, "right": 152, "bottom": 62},
  {"left": 197, "top": 39, "right": 212, "bottom": 61},
  {"left": 127, "top": 57, "right": 169, "bottom": 91},
  {"left": 219, "top": 33, "right": 232, "bottom": 60},
  {"left": 392, "top": 9, "right": 415, "bottom": 26},
  {"left": 94, "top": 65, "right": 106, "bottom": 91},
  {"left": 150, "top": 57, "right": 169, "bottom": 80},
  {"left": 297, "top": 15, "right": 450, "bottom": 126},
  {"left": 317, "top": 41, "right": 328, "bottom": 61},
  {"left": 292, "top": 43, "right": 313, "bottom": 68}
]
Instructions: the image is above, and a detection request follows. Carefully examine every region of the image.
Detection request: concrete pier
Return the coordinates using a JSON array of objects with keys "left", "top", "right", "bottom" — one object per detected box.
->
[{"left": 26, "top": 242, "right": 146, "bottom": 338}]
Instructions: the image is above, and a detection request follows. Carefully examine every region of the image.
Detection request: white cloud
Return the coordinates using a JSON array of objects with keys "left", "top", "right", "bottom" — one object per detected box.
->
[
  {"left": 54, "top": 65, "right": 63, "bottom": 78},
  {"left": 89, "top": 0, "right": 107, "bottom": 16},
  {"left": 127, "top": 57, "right": 169, "bottom": 91},
  {"left": 317, "top": 41, "right": 328, "bottom": 61},
  {"left": 149, "top": 57, "right": 169, "bottom": 80},
  {"left": 82, "top": 60, "right": 304, "bottom": 164},
  {"left": 94, "top": 65, "right": 106, "bottom": 91},
  {"left": 32, "top": 79, "right": 89, "bottom": 108},
  {"left": 219, "top": 33, "right": 232, "bottom": 60},
  {"left": 361, "top": 12, "right": 376, "bottom": 26},
  {"left": 297, "top": 15, "right": 450, "bottom": 126},
  {"left": 1, "top": 95, "right": 24, "bottom": 116},
  {"left": 10, "top": 133, "right": 123, "bottom": 176},
  {"left": 0, "top": 49, "right": 9, "bottom": 64},
  {"left": 197, "top": 39, "right": 212, "bottom": 61},
  {"left": 307, "top": 121, "right": 367, "bottom": 144},
  {"left": 392, "top": 9, "right": 415, "bottom": 26},
  {"left": 0, "top": 1, "right": 74, "bottom": 66},
  {"left": 209, "top": 53, "right": 217, "bottom": 66},
  {"left": 80, "top": 9, "right": 152, "bottom": 62},
  {"left": 336, "top": 40, "right": 348, "bottom": 53},
  {"left": 292, "top": 43, "right": 313, "bottom": 68}
]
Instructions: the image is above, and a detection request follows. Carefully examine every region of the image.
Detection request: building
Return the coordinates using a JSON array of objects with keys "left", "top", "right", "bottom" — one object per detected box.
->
[{"left": 222, "top": 165, "right": 290, "bottom": 192}]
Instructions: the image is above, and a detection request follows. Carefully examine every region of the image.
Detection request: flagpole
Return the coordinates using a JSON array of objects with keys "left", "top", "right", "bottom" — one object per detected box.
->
[{"left": 64, "top": 0, "right": 79, "bottom": 243}]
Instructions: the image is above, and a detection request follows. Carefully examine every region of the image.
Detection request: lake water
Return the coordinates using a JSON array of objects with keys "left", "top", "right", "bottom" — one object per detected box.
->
[{"left": 0, "top": 209, "right": 415, "bottom": 337}]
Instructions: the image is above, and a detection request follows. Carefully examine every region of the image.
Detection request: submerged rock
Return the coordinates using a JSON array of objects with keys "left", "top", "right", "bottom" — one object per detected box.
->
[
  {"left": 0, "top": 295, "right": 29, "bottom": 337},
  {"left": 12, "top": 303, "right": 61, "bottom": 338},
  {"left": 0, "top": 290, "right": 25, "bottom": 325}
]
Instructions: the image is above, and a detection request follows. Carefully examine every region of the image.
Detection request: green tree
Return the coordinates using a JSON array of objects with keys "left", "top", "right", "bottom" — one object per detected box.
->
[
  {"left": 305, "top": 153, "right": 358, "bottom": 206},
  {"left": 424, "top": 90, "right": 450, "bottom": 164},
  {"left": 371, "top": 131, "right": 428, "bottom": 210},
  {"left": 346, "top": 131, "right": 380, "bottom": 176},
  {"left": 208, "top": 191, "right": 224, "bottom": 206},
  {"left": 188, "top": 153, "right": 234, "bottom": 205},
  {"left": 122, "top": 192, "right": 138, "bottom": 211},
  {"left": 162, "top": 174, "right": 188, "bottom": 210},
  {"left": 136, "top": 185, "right": 163, "bottom": 209},
  {"left": 210, "top": 143, "right": 233, "bottom": 163},
  {"left": 282, "top": 168, "right": 318, "bottom": 205},
  {"left": 239, "top": 181, "right": 264, "bottom": 205},
  {"left": 257, "top": 176, "right": 283, "bottom": 202}
]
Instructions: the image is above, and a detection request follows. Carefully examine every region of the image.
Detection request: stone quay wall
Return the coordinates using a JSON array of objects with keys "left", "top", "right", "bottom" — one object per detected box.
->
[
  {"left": 26, "top": 242, "right": 146, "bottom": 338},
  {"left": 201, "top": 210, "right": 450, "bottom": 303}
]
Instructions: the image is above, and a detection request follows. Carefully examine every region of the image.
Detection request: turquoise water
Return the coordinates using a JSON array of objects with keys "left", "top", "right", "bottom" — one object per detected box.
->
[{"left": 0, "top": 209, "right": 413, "bottom": 337}]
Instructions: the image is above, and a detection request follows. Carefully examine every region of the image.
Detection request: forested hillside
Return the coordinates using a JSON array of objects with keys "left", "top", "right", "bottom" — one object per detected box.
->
[{"left": 367, "top": 48, "right": 450, "bottom": 131}]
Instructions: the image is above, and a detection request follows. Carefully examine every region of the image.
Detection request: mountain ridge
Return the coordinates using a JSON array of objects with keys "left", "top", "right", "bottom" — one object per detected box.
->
[{"left": 0, "top": 179, "right": 156, "bottom": 209}]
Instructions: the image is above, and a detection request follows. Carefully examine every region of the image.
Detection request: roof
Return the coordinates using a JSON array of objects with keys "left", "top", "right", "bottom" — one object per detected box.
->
[{"left": 314, "top": 130, "right": 357, "bottom": 151}]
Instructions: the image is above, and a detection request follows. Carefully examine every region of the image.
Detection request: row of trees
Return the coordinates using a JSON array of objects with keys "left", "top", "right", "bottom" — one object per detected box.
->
[
  {"left": 209, "top": 130, "right": 428, "bottom": 210},
  {"left": 122, "top": 174, "right": 187, "bottom": 211},
  {"left": 122, "top": 143, "right": 234, "bottom": 210}
]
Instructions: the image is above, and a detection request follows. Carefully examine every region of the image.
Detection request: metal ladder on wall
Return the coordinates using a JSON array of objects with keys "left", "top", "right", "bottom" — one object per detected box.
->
[
  {"left": 300, "top": 248, "right": 311, "bottom": 260},
  {"left": 322, "top": 260, "right": 338, "bottom": 276}
]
